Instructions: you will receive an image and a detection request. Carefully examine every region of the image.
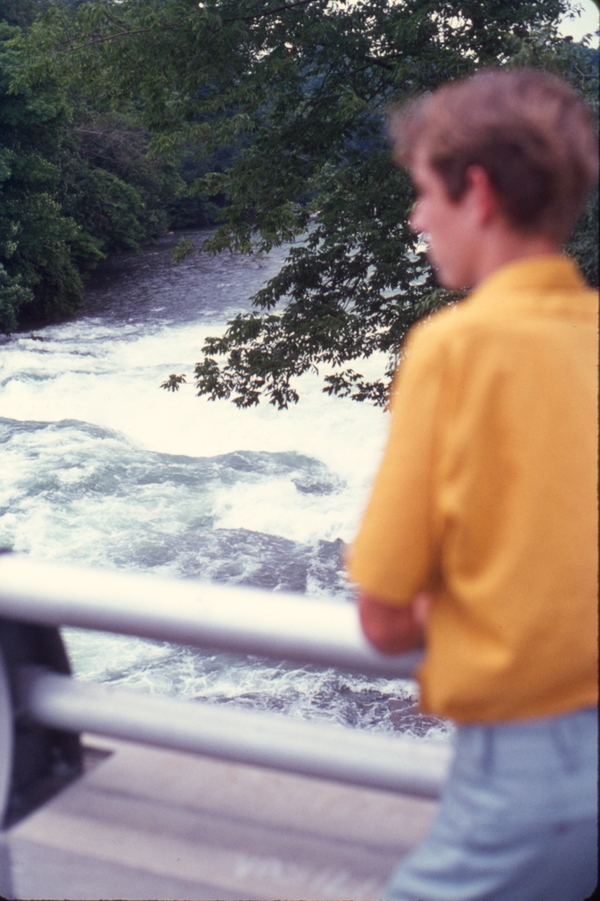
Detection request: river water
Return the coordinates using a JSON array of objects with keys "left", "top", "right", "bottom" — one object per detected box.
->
[{"left": 0, "top": 230, "right": 449, "bottom": 740}]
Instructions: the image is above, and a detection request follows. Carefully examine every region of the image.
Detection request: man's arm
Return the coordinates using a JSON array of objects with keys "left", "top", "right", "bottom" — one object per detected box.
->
[{"left": 358, "top": 592, "right": 432, "bottom": 655}]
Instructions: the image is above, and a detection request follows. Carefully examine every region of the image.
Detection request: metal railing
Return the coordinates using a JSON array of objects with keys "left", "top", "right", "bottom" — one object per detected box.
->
[{"left": 0, "top": 553, "right": 450, "bottom": 827}]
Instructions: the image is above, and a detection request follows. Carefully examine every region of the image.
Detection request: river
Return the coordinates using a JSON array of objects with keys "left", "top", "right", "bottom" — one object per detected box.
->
[{"left": 0, "top": 229, "right": 449, "bottom": 740}]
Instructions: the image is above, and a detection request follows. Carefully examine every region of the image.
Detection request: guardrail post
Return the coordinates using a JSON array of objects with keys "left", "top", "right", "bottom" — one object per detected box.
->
[
  {"left": 0, "top": 648, "right": 12, "bottom": 832},
  {"left": 0, "top": 618, "right": 82, "bottom": 828}
]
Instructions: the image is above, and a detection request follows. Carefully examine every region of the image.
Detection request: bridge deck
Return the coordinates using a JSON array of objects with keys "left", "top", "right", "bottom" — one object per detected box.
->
[{"left": 0, "top": 733, "right": 438, "bottom": 900}]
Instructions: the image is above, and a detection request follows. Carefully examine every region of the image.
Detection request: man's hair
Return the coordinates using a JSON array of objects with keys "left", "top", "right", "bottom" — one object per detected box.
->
[{"left": 389, "top": 68, "right": 598, "bottom": 242}]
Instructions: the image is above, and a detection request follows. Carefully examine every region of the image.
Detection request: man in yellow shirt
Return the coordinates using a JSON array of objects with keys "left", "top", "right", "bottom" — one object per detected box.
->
[{"left": 349, "top": 68, "right": 598, "bottom": 900}]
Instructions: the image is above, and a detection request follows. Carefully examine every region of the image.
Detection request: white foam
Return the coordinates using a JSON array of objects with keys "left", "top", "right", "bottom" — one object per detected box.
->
[
  {"left": 1, "top": 315, "right": 390, "bottom": 550},
  {"left": 0, "top": 238, "right": 450, "bottom": 738}
]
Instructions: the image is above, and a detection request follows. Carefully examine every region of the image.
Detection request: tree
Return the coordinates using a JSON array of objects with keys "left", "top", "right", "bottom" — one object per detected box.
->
[
  {"left": 56, "top": 103, "right": 190, "bottom": 253},
  {"left": 0, "top": 22, "right": 103, "bottom": 331},
  {"left": 0, "top": 0, "right": 50, "bottom": 29},
  {"left": 1, "top": 4, "right": 217, "bottom": 333},
  {"left": 15, "top": 0, "right": 596, "bottom": 404}
]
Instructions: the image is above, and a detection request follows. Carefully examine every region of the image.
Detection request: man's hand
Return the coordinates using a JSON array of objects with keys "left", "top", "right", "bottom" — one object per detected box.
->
[{"left": 358, "top": 591, "right": 432, "bottom": 655}]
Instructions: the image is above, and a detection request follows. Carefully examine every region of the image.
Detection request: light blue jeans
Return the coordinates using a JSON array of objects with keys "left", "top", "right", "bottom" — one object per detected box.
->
[{"left": 386, "top": 706, "right": 598, "bottom": 901}]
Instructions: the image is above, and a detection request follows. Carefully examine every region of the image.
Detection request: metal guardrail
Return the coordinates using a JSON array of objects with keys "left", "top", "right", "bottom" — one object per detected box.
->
[
  {"left": 0, "top": 554, "right": 423, "bottom": 677},
  {"left": 0, "top": 554, "right": 450, "bottom": 828}
]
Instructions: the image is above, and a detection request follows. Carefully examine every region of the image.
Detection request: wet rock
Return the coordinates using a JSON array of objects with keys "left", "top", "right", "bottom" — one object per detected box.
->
[{"left": 388, "top": 697, "right": 445, "bottom": 737}]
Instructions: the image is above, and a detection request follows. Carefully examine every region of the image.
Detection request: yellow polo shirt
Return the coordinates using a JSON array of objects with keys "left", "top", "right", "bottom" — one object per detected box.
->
[{"left": 349, "top": 255, "right": 598, "bottom": 723}]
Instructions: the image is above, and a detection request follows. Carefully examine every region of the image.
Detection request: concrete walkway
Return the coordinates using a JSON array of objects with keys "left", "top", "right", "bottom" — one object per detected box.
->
[{"left": 0, "top": 734, "right": 438, "bottom": 900}]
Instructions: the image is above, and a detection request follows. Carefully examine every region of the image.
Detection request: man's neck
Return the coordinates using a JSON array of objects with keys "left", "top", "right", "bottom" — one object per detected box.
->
[{"left": 471, "top": 229, "right": 561, "bottom": 288}]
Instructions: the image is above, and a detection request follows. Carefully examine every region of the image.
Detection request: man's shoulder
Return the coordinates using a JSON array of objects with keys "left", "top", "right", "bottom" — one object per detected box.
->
[
  {"left": 407, "top": 298, "right": 487, "bottom": 357},
  {"left": 408, "top": 268, "right": 597, "bottom": 357}
]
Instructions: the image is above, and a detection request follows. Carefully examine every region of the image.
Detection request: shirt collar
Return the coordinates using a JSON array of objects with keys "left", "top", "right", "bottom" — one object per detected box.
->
[{"left": 468, "top": 255, "right": 589, "bottom": 306}]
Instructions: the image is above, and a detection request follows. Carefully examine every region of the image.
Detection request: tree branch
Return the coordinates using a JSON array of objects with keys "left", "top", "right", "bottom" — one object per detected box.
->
[
  {"left": 222, "top": 0, "right": 328, "bottom": 24},
  {"left": 57, "top": 23, "right": 183, "bottom": 53}
]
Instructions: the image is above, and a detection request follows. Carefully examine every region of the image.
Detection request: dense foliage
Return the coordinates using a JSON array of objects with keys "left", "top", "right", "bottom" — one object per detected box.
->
[
  {"left": 6, "top": 1, "right": 598, "bottom": 406},
  {"left": 0, "top": 21, "right": 94, "bottom": 331},
  {"left": 0, "top": 1, "right": 222, "bottom": 331}
]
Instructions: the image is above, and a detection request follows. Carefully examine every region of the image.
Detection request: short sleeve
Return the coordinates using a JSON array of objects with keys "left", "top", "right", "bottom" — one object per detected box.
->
[{"left": 348, "top": 324, "right": 446, "bottom": 605}]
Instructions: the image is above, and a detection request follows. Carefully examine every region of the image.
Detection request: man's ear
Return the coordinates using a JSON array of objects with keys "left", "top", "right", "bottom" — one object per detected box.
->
[{"left": 464, "top": 164, "right": 500, "bottom": 226}]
